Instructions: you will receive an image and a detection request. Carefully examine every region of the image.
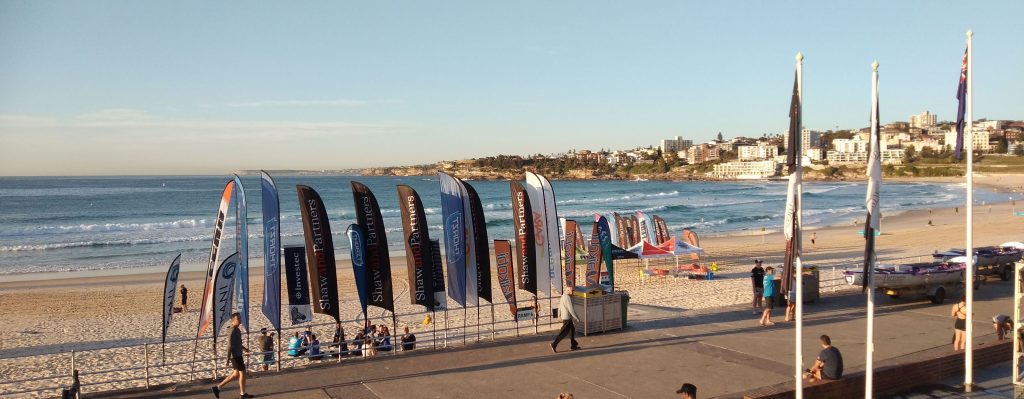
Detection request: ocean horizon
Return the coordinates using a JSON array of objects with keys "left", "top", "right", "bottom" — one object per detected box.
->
[{"left": 0, "top": 175, "right": 1004, "bottom": 275}]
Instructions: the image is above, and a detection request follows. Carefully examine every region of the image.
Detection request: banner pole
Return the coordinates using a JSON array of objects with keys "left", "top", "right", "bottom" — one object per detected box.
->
[
  {"left": 444, "top": 307, "right": 449, "bottom": 348},
  {"left": 534, "top": 295, "right": 539, "bottom": 335},
  {"left": 964, "top": 29, "right": 975, "bottom": 393},
  {"left": 490, "top": 303, "right": 496, "bottom": 341},
  {"left": 276, "top": 332, "right": 281, "bottom": 372},
  {"left": 794, "top": 51, "right": 805, "bottom": 399},
  {"left": 865, "top": 60, "right": 879, "bottom": 399},
  {"left": 432, "top": 309, "right": 437, "bottom": 350}
]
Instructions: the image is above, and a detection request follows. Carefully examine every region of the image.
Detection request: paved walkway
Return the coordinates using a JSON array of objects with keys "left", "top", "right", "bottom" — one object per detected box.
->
[{"left": 104, "top": 277, "right": 1017, "bottom": 399}]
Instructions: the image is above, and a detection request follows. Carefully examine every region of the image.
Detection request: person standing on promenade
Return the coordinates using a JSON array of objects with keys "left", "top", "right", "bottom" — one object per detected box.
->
[
  {"left": 213, "top": 312, "right": 252, "bottom": 398},
  {"left": 675, "top": 383, "right": 697, "bottom": 398},
  {"left": 751, "top": 260, "right": 764, "bottom": 314},
  {"left": 550, "top": 286, "right": 581, "bottom": 352},
  {"left": 952, "top": 295, "right": 969, "bottom": 351},
  {"left": 180, "top": 285, "right": 189, "bottom": 312},
  {"left": 759, "top": 267, "right": 776, "bottom": 327}
]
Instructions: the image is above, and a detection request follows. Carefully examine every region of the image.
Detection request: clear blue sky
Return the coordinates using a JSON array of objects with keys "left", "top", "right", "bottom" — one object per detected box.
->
[{"left": 1, "top": 1, "right": 1021, "bottom": 175}]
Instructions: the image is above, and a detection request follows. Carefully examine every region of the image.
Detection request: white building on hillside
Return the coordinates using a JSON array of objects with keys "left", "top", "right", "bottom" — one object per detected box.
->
[
  {"left": 711, "top": 160, "right": 779, "bottom": 179},
  {"left": 827, "top": 149, "right": 904, "bottom": 165},
  {"left": 910, "top": 111, "right": 937, "bottom": 128},
  {"left": 737, "top": 143, "right": 779, "bottom": 161},
  {"left": 661, "top": 136, "right": 693, "bottom": 154},
  {"left": 944, "top": 127, "right": 991, "bottom": 153}
]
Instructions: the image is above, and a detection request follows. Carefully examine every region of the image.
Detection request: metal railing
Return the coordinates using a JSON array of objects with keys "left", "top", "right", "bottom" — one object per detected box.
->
[
  {"left": 0, "top": 254, "right": 946, "bottom": 397},
  {"left": 0, "top": 292, "right": 569, "bottom": 398}
]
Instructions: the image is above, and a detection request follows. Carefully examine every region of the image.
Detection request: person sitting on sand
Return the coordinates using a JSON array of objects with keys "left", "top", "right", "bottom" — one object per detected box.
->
[
  {"left": 287, "top": 332, "right": 303, "bottom": 357},
  {"left": 804, "top": 335, "right": 843, "bottom": 382},
  {"left": 352, "top": 332, "right": 365, "bottom": 357},
  {"left": 994, "top": 314, "right": 1013, "bottom": 341},
  {"left": 308, "top": 334, "right": 322, "bottom": 361},
  {"left": 332, "top": 323, "right": 348, "bottom": 358},
  {"left": 401, "top": 326, "right": 416, "bottom": 351},
  {"left": 759, "top": 267, "right": 776, "bottom": 327},
  {"left": 378, "top": 326, "right": 393, "bottom": 352},
  {"left": 362, "top": 335, "right": 378, "bottom": 357},
  {"left": 256, "top": 328, "right": 274, "bottom": 371}
]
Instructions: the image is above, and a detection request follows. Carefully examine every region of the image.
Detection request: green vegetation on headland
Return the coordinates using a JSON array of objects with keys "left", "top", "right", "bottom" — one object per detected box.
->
[{"left": 361, "top": 145, "right": 1024, "bottom": 181}]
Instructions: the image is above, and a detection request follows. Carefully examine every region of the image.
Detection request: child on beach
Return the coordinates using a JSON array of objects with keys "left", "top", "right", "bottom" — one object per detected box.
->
[
  {"left": 751, "top": 260, "right": 764, "bottom": 315},
  {"left": 785, "top": 288, "right": 797, "bottom": 322},
  {"left": 759, "top": 267, "right": 776, "bottom": 327}
]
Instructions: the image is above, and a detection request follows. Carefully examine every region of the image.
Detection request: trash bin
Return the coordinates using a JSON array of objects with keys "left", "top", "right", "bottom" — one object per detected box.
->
[{"left": 620, "top": 291, "right": 630, "bottom": 328}]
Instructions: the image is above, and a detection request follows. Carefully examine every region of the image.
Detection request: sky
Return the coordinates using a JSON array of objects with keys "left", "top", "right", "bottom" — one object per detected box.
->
[{"left": 1, "top": 1, "right": 1022, "bottom": 175}]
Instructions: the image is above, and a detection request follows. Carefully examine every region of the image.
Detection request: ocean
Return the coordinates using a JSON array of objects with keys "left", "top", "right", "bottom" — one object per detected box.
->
[{"left": 0, "top": 175, "right": 1002, "bottom": 275}]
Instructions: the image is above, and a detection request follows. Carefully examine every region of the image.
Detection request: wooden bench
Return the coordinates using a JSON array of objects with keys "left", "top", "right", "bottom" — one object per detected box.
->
[{"left": 736, "top": 340, "right": 1011, "bottom": 399}]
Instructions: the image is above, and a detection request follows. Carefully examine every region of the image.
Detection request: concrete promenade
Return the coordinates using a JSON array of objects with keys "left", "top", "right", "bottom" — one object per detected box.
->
[{"left": 105, "top": 278, "right": 1017, "bottom": 399}]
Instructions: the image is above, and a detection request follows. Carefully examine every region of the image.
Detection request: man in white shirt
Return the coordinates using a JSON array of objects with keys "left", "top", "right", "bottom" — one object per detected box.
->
[{"left": 550, "top": 286, "right": 581, "bottom": 353}]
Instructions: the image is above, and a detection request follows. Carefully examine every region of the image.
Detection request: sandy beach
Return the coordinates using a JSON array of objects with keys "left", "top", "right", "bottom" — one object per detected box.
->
[{"left": 2, "top": 174, "right": 1023, "bottom": 397}]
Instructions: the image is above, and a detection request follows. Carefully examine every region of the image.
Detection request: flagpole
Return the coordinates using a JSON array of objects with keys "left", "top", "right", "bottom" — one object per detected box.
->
[
  {"left": 865, "top": 60, "right": 879, "bottom": 399},
  {"left": 794, "top": 51, "right": 804, "bottom": 399},
  {"left": 964, "top": 29, "right": 975, "bottom": 393}
]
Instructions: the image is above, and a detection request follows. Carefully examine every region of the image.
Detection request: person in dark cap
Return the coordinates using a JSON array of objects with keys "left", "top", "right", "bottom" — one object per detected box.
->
[
  {"left": 676, "top": 383, "right": 697, "bottom": 399},
  {"left": 256, "top": 328, "right": 274, "bottom": 371}
]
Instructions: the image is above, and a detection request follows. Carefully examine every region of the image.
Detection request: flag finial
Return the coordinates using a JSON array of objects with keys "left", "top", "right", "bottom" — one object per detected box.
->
[
  {"left": 796, "top": 52, "right": 804, "bottom": 62},
  {"left": 967, "top": 30, "right": 973, "bottom": 38},
  {"left": 872, "top": 60, "right": 878, "bottom": 71}
]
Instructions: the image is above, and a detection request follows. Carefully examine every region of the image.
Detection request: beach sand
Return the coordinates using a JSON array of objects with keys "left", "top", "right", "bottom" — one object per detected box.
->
[{"left": 2, "top": 174, "right": 1023, "bottom": 397}]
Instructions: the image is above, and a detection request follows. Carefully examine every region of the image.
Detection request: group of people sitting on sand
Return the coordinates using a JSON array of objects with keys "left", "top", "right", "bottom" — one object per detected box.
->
[{"left": 280, "top": 323, "right": 416, "bottom": 361}]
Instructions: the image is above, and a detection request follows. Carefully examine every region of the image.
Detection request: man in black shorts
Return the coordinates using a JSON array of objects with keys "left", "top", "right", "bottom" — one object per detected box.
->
[
  {"left": 213, "top": 313, "right": 252, "bottom": 398},
  {"left": 805, "top": 334, "right": 843, "bottom": 382}
]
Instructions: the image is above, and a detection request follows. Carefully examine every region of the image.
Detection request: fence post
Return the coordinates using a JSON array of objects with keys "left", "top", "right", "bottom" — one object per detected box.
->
[
  {"left": 70, "top": 350, "right": 75, "bottom": 378},
  {"left": 832, "top": 266, "right": 836, "bottom": 292},
  {"left": 144, "top": 343, "right": 151, "bottom": 389}
]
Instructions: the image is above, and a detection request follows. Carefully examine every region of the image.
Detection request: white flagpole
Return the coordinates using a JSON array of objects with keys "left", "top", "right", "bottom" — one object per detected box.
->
[
  {"left": 794, "top": 51, "right": 804, "bottom": 399},
  {"left": 865, "top": 60, "right": 879, "bottom": 399},
  {"left": 964, "top": 29, "right": 975, "bottom": 393}
]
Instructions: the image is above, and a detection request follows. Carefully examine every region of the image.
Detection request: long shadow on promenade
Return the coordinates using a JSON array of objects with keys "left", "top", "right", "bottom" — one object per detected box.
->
[{"left": 102, "top": 279, "right": 1014, "bottom": 399}]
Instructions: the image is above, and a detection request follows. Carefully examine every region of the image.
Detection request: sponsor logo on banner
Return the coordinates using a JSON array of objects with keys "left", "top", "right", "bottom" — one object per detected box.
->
[
  {"left": 516, "top": 306, "right": 535, "bottom": 321},
  {"left": 284, "top": 246, "right": 312, "bottom": 325},
  {"left": 494, "top": 240, "right": 517, "bottom": 317}
]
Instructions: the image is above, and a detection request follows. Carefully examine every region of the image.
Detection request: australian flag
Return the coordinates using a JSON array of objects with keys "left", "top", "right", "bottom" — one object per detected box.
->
[{"left": 954, "top": 50, "right": 967, "bottom": 161}]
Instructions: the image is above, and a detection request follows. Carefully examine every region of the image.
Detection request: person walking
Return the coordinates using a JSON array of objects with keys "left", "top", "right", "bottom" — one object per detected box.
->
[
  {"left": 550, "top": 286, "right": 581, "bottom": 353},
  {"left": 759, "top": 267, "right": 776, "bottom": 327},
  {"left": 213, "top": 313, "right": 252, "bottom": 398},
  {"left": 750, "top": 260, "right": 764, "bottom": 314},
  {"left": 180, "top": 285, "right": 189, "bottom": 312}
]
